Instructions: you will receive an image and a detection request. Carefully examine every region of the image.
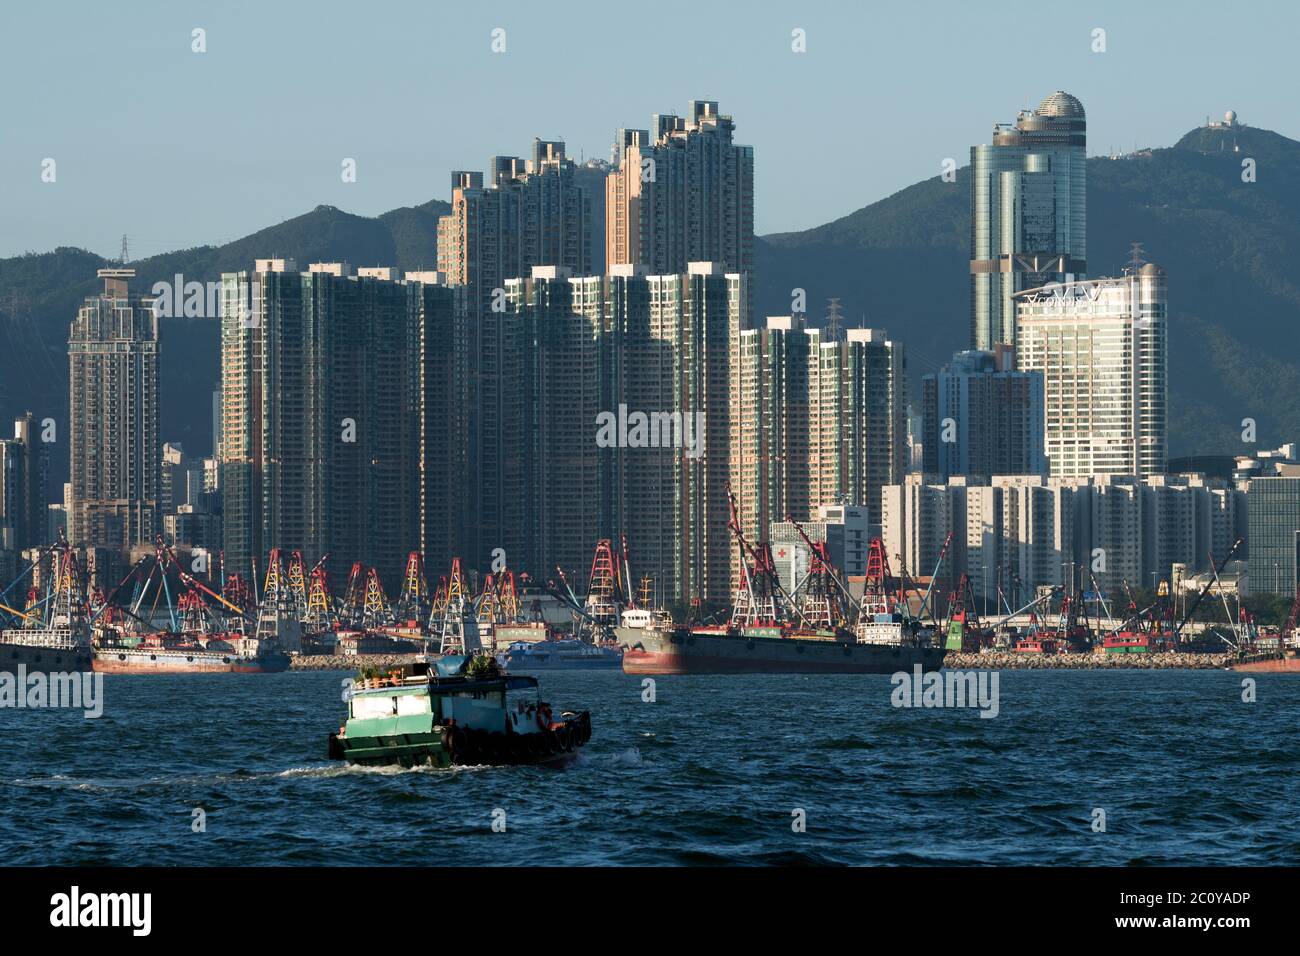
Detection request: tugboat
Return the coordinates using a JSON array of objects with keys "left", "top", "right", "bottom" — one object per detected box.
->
[{"left": 327, "top": 654, "right": 592, "bottom": 768}]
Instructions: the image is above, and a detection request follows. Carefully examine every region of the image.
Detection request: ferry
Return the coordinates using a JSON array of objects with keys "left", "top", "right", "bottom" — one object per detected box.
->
[
  {"left": 327, "top": 654, "right": 592, "bottom": 768},
  {"left": 496, "top": 638, "right": 622, "bottom": 669}
]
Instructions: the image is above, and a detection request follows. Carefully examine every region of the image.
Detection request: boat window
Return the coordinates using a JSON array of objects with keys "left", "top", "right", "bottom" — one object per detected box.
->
[
  {"left": 395, "top": 694, "right": 430, "bottom": 716},
  {"left": 351, "top": 695, "right": 399, "bottom": 719}
]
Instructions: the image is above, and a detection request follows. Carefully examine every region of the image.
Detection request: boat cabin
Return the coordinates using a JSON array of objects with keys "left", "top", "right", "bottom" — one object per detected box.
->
[{"left": 345, "top": 657, "right": 546, "bottom": 738}]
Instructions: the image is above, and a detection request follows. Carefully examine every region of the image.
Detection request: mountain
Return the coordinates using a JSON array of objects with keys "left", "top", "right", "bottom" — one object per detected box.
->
[
  {"left": 0, "top": 201, "right": 448, "bottom": 485},
  {"left": 5, "top": 122, "right": 1300, "bottom": 491},
  {"left": 757, "top": 122, "right": 1300, "bottom": 459}
]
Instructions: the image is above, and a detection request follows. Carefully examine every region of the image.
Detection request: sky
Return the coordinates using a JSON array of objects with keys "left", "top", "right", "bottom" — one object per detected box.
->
[{"left": 1, "top": 0, "right": 1295, "bottom": 261}]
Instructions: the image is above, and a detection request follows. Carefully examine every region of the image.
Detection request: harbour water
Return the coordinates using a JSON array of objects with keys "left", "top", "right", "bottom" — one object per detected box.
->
[{"left": 2, "top": 669, "right": 1297, "bottom": 865}]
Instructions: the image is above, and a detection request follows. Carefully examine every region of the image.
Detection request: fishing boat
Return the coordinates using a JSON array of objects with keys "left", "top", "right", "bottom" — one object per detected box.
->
[
  {"left": 1101, "top": 631, "right": 1174, "bottom": 654},
  {"left": 327, "top": 654, "right": 592, "bottom": 768},
  {"left": 0, "top": 541, "right": 94, "bottom": 673},
  {"left": 92, "top": 631, "right": 290, "bottom": 673},
  {"left": 0, "top": 626, "right": 93, "bottom": 673},
  {"left": 1231, "top": 584, "right": 1300, "bottom": 671},
  {"left": 86, "top": 539, "right": 291, "bottom": 673},
  {"left": 1013, "top": 636, "right": 1058, "bottom": 654}
]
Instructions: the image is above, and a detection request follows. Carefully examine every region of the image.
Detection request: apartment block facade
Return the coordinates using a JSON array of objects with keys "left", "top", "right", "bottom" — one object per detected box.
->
[
  {"left": 921, "top": 347, "right": 1046, "bottom": 480},
  {"left": 220, "top": 260, "right": 464, "bottom": 589},
  {"left": 0, "top": 412, "right": 48, "bottom": 554},
  {"left": 1014, "top": 265, "right": 1168, "bottom": 480},
  {"left": 883, "top": 472, "right": 1245, "bottom": 604},
  {"left": 473, "top": 264, "right": 744, "bottom": 607},
  {"left": 606, "top": 101, "right": 754, "bottom": 300},
  {"left": 437, "top": 140, "right": 594, "bottom": 315},
  {"left": 731, "top": 316, "right": 906, "bottom": 585},
  {"left": 68, "top": 269, "right": 161, "bottom": 552}
]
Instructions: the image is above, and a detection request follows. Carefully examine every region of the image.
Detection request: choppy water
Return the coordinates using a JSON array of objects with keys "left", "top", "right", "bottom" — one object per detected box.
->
[{"left": 1, "top": 669, "right": 1297, "bottom": 865}]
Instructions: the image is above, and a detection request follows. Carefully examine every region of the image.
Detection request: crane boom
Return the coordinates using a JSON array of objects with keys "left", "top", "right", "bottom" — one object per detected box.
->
[
  {"left": 1175, "top": 538, "right": 1244, "bottom": 639},
  {"left": 178, "top": 570, "right": 249, "bottom": 617}
]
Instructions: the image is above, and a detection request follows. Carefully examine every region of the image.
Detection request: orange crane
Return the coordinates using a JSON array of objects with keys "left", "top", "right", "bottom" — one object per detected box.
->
[
  {"left": 724, "top": 484, "right": 798, "bottom": 628},
  {"left": 395, "top": 551, "right": 429, "bottom": 624},
  {"left": 498, "top": 571, "right": 521, "bottom": 622},
  {"left": 287, "top": 551, "right": 309, "bottom": 620},
  {"left": 361, "top": 567, "right": 389, "bottom": 629},
  {"left": 342, "top": 562, "right": 367, "bottom": 628},
  {"left": 477, "top": 573, "right": 501, "bottom": 623},
  {"left": 304, "top": 567, "right": 335, "bottom": 631}
]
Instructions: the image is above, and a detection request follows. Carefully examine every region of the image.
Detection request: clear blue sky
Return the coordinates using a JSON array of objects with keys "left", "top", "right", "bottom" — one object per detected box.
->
[{"left": 1, "top": 0, "right": 1294, "bottom": 260}]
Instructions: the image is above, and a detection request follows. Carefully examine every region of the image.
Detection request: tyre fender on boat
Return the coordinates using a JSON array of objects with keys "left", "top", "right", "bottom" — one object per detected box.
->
[{"left": 442, "top": 724, "right": 467, "bottom": 764}]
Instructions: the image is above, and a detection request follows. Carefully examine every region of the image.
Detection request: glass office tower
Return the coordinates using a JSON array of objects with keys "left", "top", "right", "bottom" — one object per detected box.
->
[{"left": 970, "top": 91, "right": 1087, "bottom": 350}]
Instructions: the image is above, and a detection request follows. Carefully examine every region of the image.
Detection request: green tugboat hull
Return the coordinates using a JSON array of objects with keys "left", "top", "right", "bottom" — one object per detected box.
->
[
  {"left": 328, "top": 731, "right": 450, "bottom": 767},
  {"left": 328, "top": 719, "right": 590, "bottom": 769}
]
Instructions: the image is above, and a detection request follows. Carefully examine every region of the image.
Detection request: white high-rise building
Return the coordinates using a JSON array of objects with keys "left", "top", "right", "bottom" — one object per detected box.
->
[{"left": 1014, "top": 264, "right": 1167, "bottom": 479}]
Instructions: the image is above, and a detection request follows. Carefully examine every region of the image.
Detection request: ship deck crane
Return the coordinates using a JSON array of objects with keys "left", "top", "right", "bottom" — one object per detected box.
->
[
  {"left": 784, "top": 513, "right": 855, "bottom": 628},
  {"left": 915, "top": 532, "right": 954, "bottom": 624},
  {"left": 1174, "top": 538, "right": 1244, "bottom": 642},
  {"left": 724, "top": 484, "right": 805, "bottom": 628},
  {"left": 1281, "top": 584, "right": 1300, "bottom": 648}
]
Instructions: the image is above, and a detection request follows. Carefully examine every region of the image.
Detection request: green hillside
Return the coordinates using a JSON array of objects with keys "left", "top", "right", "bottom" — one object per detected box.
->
[{"left": 0, "top": 201, "right": 448, "bottom": 481}]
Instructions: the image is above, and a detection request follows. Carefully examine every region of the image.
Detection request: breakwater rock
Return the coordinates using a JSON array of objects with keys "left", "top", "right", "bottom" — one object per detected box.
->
[
  {"left": 943, "top": 651, "right": 1231, "bottom": 670},
  {"left": 290, "top": 653, "right": 428, "bottom": 672}
]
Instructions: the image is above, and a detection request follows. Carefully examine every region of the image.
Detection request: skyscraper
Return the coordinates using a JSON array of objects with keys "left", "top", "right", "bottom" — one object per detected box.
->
[
  {"left": 731, "top": 317, "right": 907, "bottom": 556},
  {"left": 0, "top": 413, "right": 48, "bottom": 554},
  {"left": 1246, "top": 471, "right": 1300, "bottom": 596},
  {"left": 437, "top": 140, "right": 594, "bottom": 317},
  {"left": 606, "top": 101, "right": 754, "bottom": 296},
  {"left": 970, "top": 91, "right": 1087, "bottom": 350},
  {"left": 409, "top": 272, "right": 470, "bottom": 576},
  {"left": 663, "top": 264, "right": 745, "bottom": 606},
  {"left": 439, "top": 140, "right": 596, "bottom": 575},
  {"left": 491, "top": 266, "right": 604, "bottom": 582},
  {"left": 922, "top": 347, "right": 1047, "bottom": 479},
  {"left": 1014, "top": 265, "right": 1168, "bottom": 479},
  {"left": 68, "top": 268, "right": 160, "bottom": 551},
  {"left": 474, "top": 263, "right": 744, "bottom": 607},
  {"left": 220, "top": 260, "right": 462, "bottom": 588}
]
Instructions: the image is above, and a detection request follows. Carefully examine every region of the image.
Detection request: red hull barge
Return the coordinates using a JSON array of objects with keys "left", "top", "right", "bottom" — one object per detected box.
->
[
  {"left": 619, "top": 627, "right": 944, "bottom": 676},
  {"left": 92, "top": 647, "right": 291, "bottom": 674},
  {"left": 1230, "top": 655, "right": 1300, "bottom": 673}
]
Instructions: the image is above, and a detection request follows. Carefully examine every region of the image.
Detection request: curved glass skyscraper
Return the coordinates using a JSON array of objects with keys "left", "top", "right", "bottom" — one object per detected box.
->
[{"left": 970, "top": 91, "right": 1087, "bottom": 350}]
